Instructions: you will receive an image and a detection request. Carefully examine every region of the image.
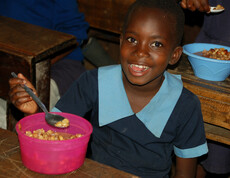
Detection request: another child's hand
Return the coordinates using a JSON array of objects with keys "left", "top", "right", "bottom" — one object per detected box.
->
[
  {"left": 180, "top": 0, "right": 210, "bottom": 13},
  {"left": 9, "top": 73, "right": 38, "bottom": 114}
]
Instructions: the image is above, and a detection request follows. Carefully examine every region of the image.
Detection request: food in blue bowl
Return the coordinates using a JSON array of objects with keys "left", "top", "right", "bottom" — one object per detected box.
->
[{"left": 183, "top": 43, "right": 230, "bottom": 81}]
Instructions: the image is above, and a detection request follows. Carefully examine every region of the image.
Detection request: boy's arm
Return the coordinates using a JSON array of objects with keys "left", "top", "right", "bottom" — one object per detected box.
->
[
  {"left": 172, "top": 89, "right": 208, "bottom": 177},
  {"left": 173, "top": 156, "right": 197, "bottom": 178}
]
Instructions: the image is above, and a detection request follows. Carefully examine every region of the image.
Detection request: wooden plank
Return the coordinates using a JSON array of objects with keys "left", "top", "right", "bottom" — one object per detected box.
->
[
  {"left": 204, "top": 123, "right": 230, "bottom": 145},
  {"left": 0, "top": 16, "right": 77, "bottom": 105},
  {"left": 0, "top": 16, "right": 79, "bottom": 131},
  {"left": 181, "top": 77, "right": 230, "bottom": 130},
  {"left": 78, "top": 0, "right": 135, "bottom": 34},
  {"left": 0, "top": 16, "right": 77, "bottom": 62}
]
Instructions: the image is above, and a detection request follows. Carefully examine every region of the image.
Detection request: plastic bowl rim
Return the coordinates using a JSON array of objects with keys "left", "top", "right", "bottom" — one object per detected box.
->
[
  {"left": 183, "top": 43, "right": 230, "bottom": 64},
  {"left": 16, "top": 112, "right": 93, "bottom": 143}
]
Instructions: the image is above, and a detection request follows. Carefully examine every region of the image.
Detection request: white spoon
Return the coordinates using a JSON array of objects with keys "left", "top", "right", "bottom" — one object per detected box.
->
[{"left": 210, "top": 6, "right": 225, "bottom": 13}]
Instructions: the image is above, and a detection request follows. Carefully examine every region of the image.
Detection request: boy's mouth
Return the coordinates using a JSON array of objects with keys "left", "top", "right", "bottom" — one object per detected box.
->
[{"left": 129, "top": 64, "right": 149, "bottom": 72}]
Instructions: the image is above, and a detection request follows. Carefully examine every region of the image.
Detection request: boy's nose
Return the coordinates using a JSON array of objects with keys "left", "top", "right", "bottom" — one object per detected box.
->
[{"left": 135, "top": 44, "right": 149, "bottom": 58}]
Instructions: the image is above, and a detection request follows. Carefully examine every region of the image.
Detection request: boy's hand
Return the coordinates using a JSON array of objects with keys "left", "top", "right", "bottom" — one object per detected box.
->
[
  {"left": 9, "top": 73, "right": 38, "bottom": 114},
  {"left": 180, "top": 0, "right": 210, "bottom": 12}
]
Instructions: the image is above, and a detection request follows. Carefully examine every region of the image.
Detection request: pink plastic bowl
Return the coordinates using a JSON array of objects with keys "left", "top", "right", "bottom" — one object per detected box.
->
[{"left": 16, "top": 112, "right": 93, "bottom": 175}]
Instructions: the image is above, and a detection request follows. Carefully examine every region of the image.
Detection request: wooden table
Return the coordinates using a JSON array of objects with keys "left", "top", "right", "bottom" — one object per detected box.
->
[
  {"left": 78, "top": 0, "right": 135, "bottom": 34},
  {"left": 0, "top": 16, "right": 77, "bottom": 108},
  {"left": 0, "top": 128, "right": 138, "bottom": 178},
  {"left": 0, "top": 16, "right": 77, "bottom": 130}
]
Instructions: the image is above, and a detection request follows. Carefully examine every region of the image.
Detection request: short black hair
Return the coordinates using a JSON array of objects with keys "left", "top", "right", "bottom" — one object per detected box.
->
[{"left": 122, "top": 0, "right": 185, "bottom": 46}]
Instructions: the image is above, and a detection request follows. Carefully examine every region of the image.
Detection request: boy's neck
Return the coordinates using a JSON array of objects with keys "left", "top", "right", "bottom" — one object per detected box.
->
[{"left": 122, "top": 74, "right": 164, "bottom": 113}]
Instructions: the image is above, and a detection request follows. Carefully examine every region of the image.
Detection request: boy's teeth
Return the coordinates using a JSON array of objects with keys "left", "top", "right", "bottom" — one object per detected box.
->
[{"left": 130, "top": 64, "right": 149, "bottom": 71}]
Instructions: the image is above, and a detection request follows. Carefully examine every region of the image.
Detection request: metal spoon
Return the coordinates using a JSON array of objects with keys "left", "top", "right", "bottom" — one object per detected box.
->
[{"left": 11, "top": 72, "right": 68, "bottom": 128}]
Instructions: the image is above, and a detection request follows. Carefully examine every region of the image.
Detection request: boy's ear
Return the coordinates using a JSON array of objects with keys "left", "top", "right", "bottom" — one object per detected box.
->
[{"left": 169, "top": 46, "right": 183, "bottom": 65}]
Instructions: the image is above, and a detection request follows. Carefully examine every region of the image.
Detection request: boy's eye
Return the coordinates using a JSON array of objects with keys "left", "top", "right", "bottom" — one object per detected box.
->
[
  {"left": 127, "top": 37, "right": 137, "bottom": 44},
  {"left": 150, "top": 41, "right": 163, "bottom": 47}
]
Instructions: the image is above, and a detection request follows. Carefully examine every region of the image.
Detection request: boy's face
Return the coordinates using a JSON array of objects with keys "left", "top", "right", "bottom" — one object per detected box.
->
[{"left": 120, "top": 7, "right": 182, "bottom": 86}]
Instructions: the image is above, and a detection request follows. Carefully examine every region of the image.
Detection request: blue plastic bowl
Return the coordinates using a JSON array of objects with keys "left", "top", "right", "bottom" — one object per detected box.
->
[{"left": 183, "top": 43, "right": 230, "bottom": 81}]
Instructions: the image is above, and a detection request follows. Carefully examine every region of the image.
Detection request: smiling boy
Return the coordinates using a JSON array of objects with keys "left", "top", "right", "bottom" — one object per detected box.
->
[{"left": 9, "top": 0, "right": 208, "bottom": 177}]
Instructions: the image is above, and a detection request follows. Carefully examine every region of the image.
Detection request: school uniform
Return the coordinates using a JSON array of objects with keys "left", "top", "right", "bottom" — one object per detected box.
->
[{"left": 53, "top": 65, "right": 208, "bottom": 178}]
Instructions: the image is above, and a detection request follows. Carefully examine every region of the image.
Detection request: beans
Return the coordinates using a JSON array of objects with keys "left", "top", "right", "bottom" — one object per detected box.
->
[
  {"left": 202, "top": 48, "right": 230, "bottom": 60},
  {"left": 55, "top": 118, "right": 70, "bottom": 128},
  {"left": 25, "top": 128, "right": 83, "bottom": 141}
]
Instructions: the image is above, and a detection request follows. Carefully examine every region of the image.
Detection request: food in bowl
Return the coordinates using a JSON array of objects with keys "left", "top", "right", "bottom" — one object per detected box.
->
[
  {"left": 25, "top": 128, "right": 83, "bottom": 141},
  {"left": 183, "top": 43, "right": 230, "bottom": 81},
  {"left": 54, "top": 118, "right": 69, "bottom": 128},
  {"left": 195, "top": 48, "right": 230, "bottom": 60}
]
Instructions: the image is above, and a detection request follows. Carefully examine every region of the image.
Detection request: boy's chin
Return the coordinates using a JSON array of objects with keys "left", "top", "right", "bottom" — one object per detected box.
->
[
  {"left": 124, "top": 76, "right": 151, "bottom": 87},
  {"left": 122, "top": 70, "right": 148, "bottom": 86}
]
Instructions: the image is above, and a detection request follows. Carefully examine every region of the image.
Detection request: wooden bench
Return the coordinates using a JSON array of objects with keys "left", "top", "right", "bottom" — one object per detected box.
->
[
  {"left": 78, "top": 0, "right": 230, "bottom": 145},
  {"left": 0, "top": 16, "right": 77, "bottom": 130},
  {"left": 78, "top": 0, "right": 135, "bottom": 34}
]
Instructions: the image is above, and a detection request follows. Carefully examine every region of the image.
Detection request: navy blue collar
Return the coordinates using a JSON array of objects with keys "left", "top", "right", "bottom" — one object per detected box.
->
[{"left": 98, "top": 65, "right": 183, "bottom": 137}]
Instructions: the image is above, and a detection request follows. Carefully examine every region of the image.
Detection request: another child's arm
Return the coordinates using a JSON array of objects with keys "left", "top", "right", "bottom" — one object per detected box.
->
[
  {"left": 9, "top": 73, "right": 38, "bottom": 114},
  {"left": 173, "top": 157, "right": 197, "bottom": 178},
  {"left": 180, "top": 0, "right": 210, "bottom": 12}
]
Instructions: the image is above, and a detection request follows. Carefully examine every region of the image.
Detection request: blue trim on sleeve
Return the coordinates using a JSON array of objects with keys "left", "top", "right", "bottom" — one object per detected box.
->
[{"left": 174, "top": 142, "right": 208, "bottom": 158}]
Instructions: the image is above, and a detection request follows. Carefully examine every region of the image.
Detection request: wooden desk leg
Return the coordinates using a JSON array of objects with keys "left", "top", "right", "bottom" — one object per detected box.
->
[{"left": 35, "top": 59, "right": 50, "bottom": 110}]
